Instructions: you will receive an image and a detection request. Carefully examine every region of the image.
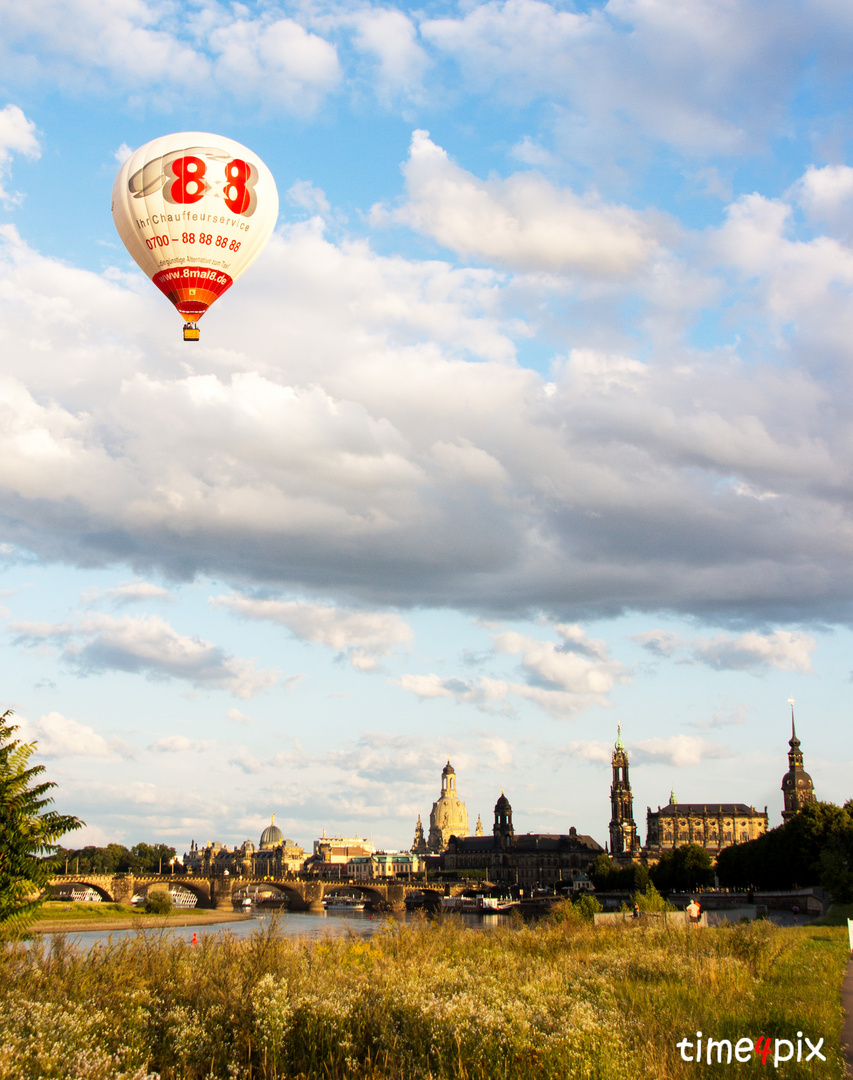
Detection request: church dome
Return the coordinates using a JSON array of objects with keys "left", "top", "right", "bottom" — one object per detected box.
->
[
  {"left": 259, "top": 816, "right": 284, "bottom": 849},
  {"left": 442, "top": 759, "right": 456, "bottom": 777},
  {"left": 782, "top": 769, "right": 814, "bottom": 791}
]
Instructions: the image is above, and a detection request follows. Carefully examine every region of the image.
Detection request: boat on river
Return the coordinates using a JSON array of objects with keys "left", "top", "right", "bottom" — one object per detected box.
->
[
  {"left": 323, "top": 896, "right": 367, "bottom": 911},
  {"left": 441, "top": 895, "right": 514, "bottom": 914}
]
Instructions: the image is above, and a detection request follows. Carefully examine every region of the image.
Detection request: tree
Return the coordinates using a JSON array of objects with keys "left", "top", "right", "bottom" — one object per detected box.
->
[
  {"left": 634, "top": 882, "right": 674, "bottom": 913},
  {"left": 132, "top": 842, "right": 177, "bottom": 873},
  {"left": 588, "top": 853, "right": 650, "bottom": 893},
  {"left": 651, "top": 844, "right": 714, "bottom": 892},
  {"left": 716, "top": 802, "right": 853, "bottom": 898},
  {"left": 0, "top": 710, "right": 83, "bottom": 935}
]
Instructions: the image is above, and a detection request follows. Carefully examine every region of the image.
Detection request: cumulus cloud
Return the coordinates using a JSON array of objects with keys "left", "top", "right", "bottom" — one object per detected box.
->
[
  {"left": 227, "top": 708, "right": 252, "bottom": 726},
  {"left": 397, "top": 656, "right": 617, "bottom": 717},
  {"left": 790, "top": 164, "right": 853, "bottom": 241},
  {"left": 1, "top": 168, "right": 853, "bottom": 630},
  {"left": 207, "top": 16, "right": 340, "bottom": 112},
  {"left": 150, "top": 735, "right": 198, "bottom": 753},
  {"left": 24, "top": 710, "right": 114, "bottom": 758},
  {"left": 213, "top": 595, "right": 413, "bottom": 671},
  {"left": 633, "top": 629, "right": 816, "bottom": 673},
  {"left": 286, "top": 181, "right": 330, "bottom": 215},
  {"left": 82, "top": 580, "right": 174, "bottom": 606},
  {"left": 629, "top": 735, "right": 733, "bottom": 769},
  {"left": 373, "top": 130, "right": 655, "bottom": 275},
  {"left": 493, "top": 623, "right": 625, "bottom": 696},
  {"left": 347, "top": 8, "right": 429, "bottom": 99},
  {"left": 10, "top": 613, "right": 279, "bottom": 698},
  {"left": 0, "top": 104, "right": 39, "bottom": 206},
  {"left": 419, "top": 0, "right": 809, "bottom": 155},
  {"left": 0, "top": 1, "right": 339, "bottom": 114}
]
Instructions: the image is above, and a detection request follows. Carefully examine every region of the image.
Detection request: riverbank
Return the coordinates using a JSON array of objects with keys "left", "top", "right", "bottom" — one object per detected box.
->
[{"left": 32, "top": 901, "right": 254, "bottom": 934}]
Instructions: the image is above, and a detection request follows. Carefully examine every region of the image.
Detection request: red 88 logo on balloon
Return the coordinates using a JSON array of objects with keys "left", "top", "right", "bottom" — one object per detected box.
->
[
  {"left": 165, "top": 156, "right": 207, "bottom": 204},
  {"left": 223, "top": 159, "right": 258, "bottom": 215},
  {"left": 160, "top": 155, "right": 258, "bottom": 216}
]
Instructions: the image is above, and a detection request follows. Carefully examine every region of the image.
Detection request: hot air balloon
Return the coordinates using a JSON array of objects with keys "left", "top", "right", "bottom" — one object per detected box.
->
[{"left": 112, "top": 132, "right": 278, "bottom": 341}]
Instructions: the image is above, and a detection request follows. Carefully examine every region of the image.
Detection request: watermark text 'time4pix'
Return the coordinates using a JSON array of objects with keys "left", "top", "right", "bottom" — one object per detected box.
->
[{"left": 677, "top": 1031, "right": 826, "bottom": 1066}]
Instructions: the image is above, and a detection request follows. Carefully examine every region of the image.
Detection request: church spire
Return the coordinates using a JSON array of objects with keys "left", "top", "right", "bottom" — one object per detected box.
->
[
  {"left": 781, "top": 698, "right": 815, "bottom": 822},
  {"left": 609, "top": 725, "right": 638, "bottom": 856}
]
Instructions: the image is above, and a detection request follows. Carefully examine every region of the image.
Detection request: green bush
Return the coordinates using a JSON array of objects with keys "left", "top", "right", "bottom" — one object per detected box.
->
[{"left": 144, "top": 889, "right": 172, "bottom": 915}]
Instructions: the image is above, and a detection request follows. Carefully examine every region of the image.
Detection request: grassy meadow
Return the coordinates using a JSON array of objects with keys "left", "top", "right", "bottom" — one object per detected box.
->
[{"left": 0, "top": 908, "right": 849, "bottom": 1080}]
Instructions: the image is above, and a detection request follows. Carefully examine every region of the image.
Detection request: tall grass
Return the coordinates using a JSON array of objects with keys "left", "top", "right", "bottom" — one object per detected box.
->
[{"left": 0, "top": 913, "right": 848, "bottom": 1079}]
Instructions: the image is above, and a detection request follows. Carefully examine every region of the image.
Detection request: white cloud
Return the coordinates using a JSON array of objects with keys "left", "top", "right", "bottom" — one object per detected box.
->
[
  {"left": 26, "top": 711, "right": 113, "bottom": 758},
  {"left": 419, "top": 0, "right": 808, "bottom": 156},
  {"left": 12, "top": 613, "right": 279, "bottom": 698},
  {"left": 791, "top": 164, "right": 853, "bottom": 236},
  {"left": 0, "top": 104, "right": 39, "bottom": 206},
  {"left": 691, "top": 630, "right": 816, "bottom": 673},
  {"left": 1, "top": 182, "right": 853, "bottom": 629},
  {"left": 207, "top": 16, "right": 340, "bottom": 112},
  {"left": 630, "top": 735, "right": 733, "bottom": 769},
  {"left": 374, "top": 130, "right": 655, "bottom": 275},
  {"left": 0, "top": 2, "right": 340, "bottom": 114},
  {"left": 229, "top": 752, "right": 265, "bottom": 775},
  {"left": 493, "top": 623, "right": 624, "bottom": 697},
  {"left": 348, "top": 8, "right": 428, "bottom": 99},
  {"left": 634, "top": 628, "right": 816, "bottom": 673},
  {"left": 150, "top": 735, "right": 196, "bottom": 753},
  {"left": 557, "top": 740, "right": 612, "bottom": 765},
  {"left": 397, "top": 624, "right": 627, "bottom": 718},
  {"left": 287, "top": 181, "right": 330, "bottom": 215},
  {"left": 83, "top": 580, "right": 174, "bottom": 606},
  {"left": 213, "top": 595, "right": 413, "bottom": 671}
]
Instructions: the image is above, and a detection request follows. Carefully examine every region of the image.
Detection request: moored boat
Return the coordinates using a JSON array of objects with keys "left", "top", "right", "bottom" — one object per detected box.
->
[
  {"left": 323, "top": 896, "right": 367, "bottom": 911},
  {"left": 441, "top": 894, "right": 514, "bottom": 914}
]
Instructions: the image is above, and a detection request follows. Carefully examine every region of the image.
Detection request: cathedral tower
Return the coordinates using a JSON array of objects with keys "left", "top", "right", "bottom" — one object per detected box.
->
[
  {"left": 427, "top": 760, "right": 469, "bottom": 852},
  {"left": 609, "top": 726, "right": 639, "bottom": 855},
  {"left": 493, "top": 791, "right": 514, "bottom": 850},
  {"left": 781, "top": 699, "right": 816, "bottom": 822}
]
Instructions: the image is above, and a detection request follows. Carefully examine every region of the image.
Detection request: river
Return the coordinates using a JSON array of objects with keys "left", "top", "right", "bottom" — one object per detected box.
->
[{"left": 35, "top": 907, "right": 502, "bottom": 951}]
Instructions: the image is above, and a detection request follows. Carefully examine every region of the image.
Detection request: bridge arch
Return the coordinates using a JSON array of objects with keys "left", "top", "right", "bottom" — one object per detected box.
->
[
  {"left": 132, "top": 879, "right": 213, "bottom": 909},
  {"left": 322, "top": 883, "right": 387, "bottom": 908},
  {"left": 235, "top": 881, "right": 302, "bottom": 905},
  {"left": 49, "top": 879, "right": 115, "bottom": 903}
]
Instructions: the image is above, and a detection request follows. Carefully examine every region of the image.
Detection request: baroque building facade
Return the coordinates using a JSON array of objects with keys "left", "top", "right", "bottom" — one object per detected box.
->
[
  {"left": 443, "top": 791, "right": 603, "bottom": 888},
  {"left": 183, "top": 816, "right": 306, "bottom": 877},
  {"left": 644, "top": 792, "right": 768, "bottom": 855}
]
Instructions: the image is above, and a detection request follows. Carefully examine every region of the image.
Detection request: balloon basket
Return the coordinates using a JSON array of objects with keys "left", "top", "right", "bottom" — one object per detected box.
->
[{"left": 183, "top": 323, "right": 200, "bottom": 342}]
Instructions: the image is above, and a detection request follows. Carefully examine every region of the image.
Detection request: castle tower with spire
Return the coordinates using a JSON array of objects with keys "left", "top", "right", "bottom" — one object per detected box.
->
[
  {"left": 609, "top": 725, "right": 639, "bottom": 856},
  {"left": 781, "top": 698, "right": 816, "bottom": 822}
]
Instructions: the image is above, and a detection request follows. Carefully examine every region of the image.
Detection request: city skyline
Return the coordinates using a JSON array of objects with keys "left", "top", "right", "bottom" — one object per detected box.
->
[{"left": 1, "top": 0, "right": 852, "bottom": 851}]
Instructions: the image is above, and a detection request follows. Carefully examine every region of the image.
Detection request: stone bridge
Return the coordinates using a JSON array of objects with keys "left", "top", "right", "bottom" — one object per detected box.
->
[{"left": 49, "top": 875, "right": 466, "bottom": 912}]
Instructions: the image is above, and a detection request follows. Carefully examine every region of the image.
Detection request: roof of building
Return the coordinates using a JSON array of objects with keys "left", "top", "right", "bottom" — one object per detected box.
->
[
  {"left": 650, "top": 803, "right": 764, "bottom": 816},
  {"left": 494, "top": 791, "right": 512, "bottom": 812},
  {"left": 260, "top": 816, "right": 284, "bottom": 849}
]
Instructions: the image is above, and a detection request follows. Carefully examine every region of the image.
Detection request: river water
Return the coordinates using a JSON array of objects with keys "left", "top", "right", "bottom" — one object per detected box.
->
[{"left": 37, "top": 908, "right": 500, "bottom": 951}]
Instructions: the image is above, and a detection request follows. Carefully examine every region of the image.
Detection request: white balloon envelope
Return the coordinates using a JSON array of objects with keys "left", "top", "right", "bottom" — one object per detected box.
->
[{"left": 112, "top": 132, "right": 278, "bottom": 340}]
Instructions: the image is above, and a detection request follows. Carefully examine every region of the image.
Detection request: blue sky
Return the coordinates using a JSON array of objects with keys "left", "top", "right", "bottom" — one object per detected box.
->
[{"left": 1, "top": 0, "right": 852, "bottom": 855}]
